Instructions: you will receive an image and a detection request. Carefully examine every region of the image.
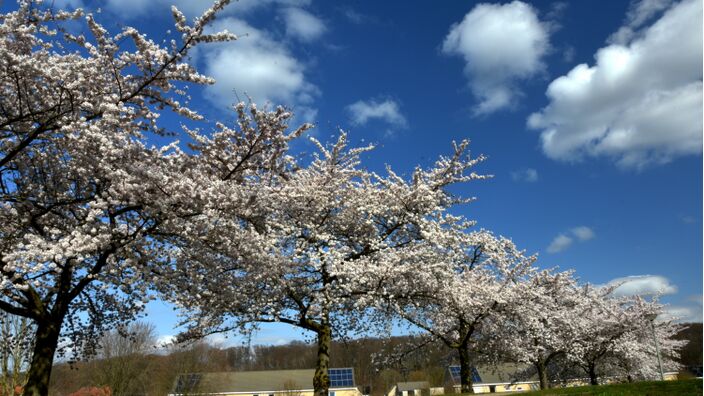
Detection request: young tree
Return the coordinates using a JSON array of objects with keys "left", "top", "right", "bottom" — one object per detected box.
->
[
  {"left": 89, "top": 322, "right": 157, "bottom": 395},
  {"left": 0, "top": 2, "right": 305, "bottom": 394},
  {"left": 386, "top": 231, "right": 536, "bottom": 394},
  {"left": 0, "top": 309, "right": 33, "bottom": 395},
  {"left": 166, "top": 135, "right": 488, "bottom": 396}
]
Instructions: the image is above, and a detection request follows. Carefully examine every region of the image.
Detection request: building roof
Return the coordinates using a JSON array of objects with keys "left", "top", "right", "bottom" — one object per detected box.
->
[
  {"left": 173, "top": 368, "right": 356, "bottom": 394},
  {"left": 395, "top": 382, "right": 430, "bottom": 391},
  {"left": 447, "top": 364, "right": 537, "bottom": 385}
]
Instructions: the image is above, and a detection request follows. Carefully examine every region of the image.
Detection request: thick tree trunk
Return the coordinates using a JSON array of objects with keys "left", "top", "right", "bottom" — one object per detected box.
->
[
  {"left": 588, "top": 364, "right": 598, "bottom": 386},
  {"left": 458, "top": 344, "right": 474, "bottom": 394},
  {"left": 23, "top": 320, "right": 62, "bottom": 396},
  {"left": 313, "top": 324, "right": 332, "bottom": 396},
  {"left": 535, "top": 358, "right": 549, "bottom": 390}
]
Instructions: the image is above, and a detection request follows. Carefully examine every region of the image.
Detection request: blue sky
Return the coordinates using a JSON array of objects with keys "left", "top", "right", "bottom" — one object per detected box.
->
[{"left": 35, "top": 0, "right": 703, "bottom": 345}]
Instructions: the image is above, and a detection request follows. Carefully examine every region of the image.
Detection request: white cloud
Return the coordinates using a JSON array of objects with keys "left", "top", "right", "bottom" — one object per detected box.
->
[
  {"left": 282, "top": 7, "right": 327, "bottom": 42},
  {"left": 547, "top": 225, "right": 595, "bottom": 253},
  {"left": 442, "top": 1, "right": 550, "bottom": 115},
  {"left": 511, "top": 168, "right": 538, "bottom": 182},
  {"left": 252, "top": 335, "right": 295, "bottom": 345},
  {"left": 199, "top": 18, "right": 318, "bottom": 116},
  {"left": 155, "top": 334, "right": 176, "bottom": 348},
  {"left": 341, "top": 8, "right": 367, "bottom": 24},
  {"left": 528, "top": 0, "right": 702, "bottom": 169},
  {"left": 571, "top": 226, "right": 595, "bottom": 241},
  {"left": 96, "top": 0, "right": 321, "bottom": 120},
  {"left": 606, "top": 275, "right": 678, "bottom": 297},
  {"left": 609, "top": 0, "right": 674, "bottom": 44},
  {"left": 346, "top": 99, "right": 408, "bottom": 128},
  {"left": 661, "top": 305, "right": 703, "bottom": 322},
  {"left": 204, "top": 333, "right": 233, "bottom": 346},
  {"left": 547, "top": 234, "right": 572, "bottom": 253}
]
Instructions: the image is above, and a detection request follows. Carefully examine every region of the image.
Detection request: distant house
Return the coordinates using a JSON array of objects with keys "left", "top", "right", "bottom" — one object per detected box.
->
[
  {"left": 170, "top": 368, "right": 362, "bottom": 396},
  {"left": 385, "top": 381, "right": 431, "bottom": 396},
  {"left": 445, "top": 364, "right": 539, "bottom": 393}
]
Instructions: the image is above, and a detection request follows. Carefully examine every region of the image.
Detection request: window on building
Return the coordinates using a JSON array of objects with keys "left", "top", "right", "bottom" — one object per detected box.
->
[{"left": 329, "top": 392, "right": 336, "bottom": 396}]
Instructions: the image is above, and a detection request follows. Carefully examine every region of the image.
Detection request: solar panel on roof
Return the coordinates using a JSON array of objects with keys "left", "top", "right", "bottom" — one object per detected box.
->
[
  {"left": 471, "top": 367, "right": 482, "bottom": 383},
  {"left": 449, "top": 366, "right": 461, "bottom": 382},
  {"left": 328, "top": 368, "right": 354, "bottom": 387},
  {"left": 448, "top": 366, "right": 482, "bottom": 384}
]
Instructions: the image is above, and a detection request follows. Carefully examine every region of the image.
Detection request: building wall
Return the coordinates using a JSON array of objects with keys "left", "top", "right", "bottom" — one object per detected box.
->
[
  {"left": 175, "top": 387, "right": 362, "bottom": 396},
  {"left": 451, "top": 382, "right": 539, "bottom": 394}
]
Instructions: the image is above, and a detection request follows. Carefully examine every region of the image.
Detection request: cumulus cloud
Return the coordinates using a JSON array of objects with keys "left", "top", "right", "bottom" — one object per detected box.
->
[
  {"left": 98, "top": 0, "right": 321, "bottom": 120},
  {"left": 442, "top": 1, "right": 550, "bottom": 115},
  {"left": 547, "top": 234, "right": 572, "bottom": 253},
  {"left": 155, "top": 334, "right": 176, "bottom": 348},
  {"left": 609, "top": 0, "right": 674, "bottom": 44},
  {"left": 547, "top": 226, "right": 595, "bottom": 253},
  {"left": 605, "top": 275, "right": 678, "bottom": 297},
  {"left": 661, "top": 305, "right": 703, "bottom": 322},
  {"left": 511, "top": 168, "right": 539, "bottom": 182},
  {"left": 571, "top": 226, "right": 595, "bottom": 241},
  {"left": 341, "top": 7, "right": 368, "bottom": 24},
  {"left": 528, "top": 0, "right": 702, "bottom": 168},
  {"left": 252, "top": 335, "right": 295, "bottom": 345},
  {"left": 346, "top": 99, "right": 408, "bottom": 129},
  {"left": 282, "top": 7, "right": 327, "bottom": 42},
  {"left": 199, "top": 18, "right": 318, "bottom": 117}
]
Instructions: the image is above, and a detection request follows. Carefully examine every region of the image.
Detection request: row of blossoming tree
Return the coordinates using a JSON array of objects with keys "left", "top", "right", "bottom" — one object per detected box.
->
[{"left": 0, "top": 1, "right": 684, "bottom": 396}]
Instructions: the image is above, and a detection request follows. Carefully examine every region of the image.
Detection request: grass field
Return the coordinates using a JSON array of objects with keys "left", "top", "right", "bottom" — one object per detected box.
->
[{"left": 519, "top": 379, "right": 703, "bottom": 395}]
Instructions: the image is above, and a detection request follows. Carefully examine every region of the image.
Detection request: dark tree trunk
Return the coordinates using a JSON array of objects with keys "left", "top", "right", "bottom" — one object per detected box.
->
[
  {"left": 23, "top": 319, "right": 62, "bottom": 396},
  {"left": 313, "top": 323, "right": 332, "bottom": 396},
  {"left": 588, "top": 363, "right": 598, "bottom": 386},
  {"left": 458, "top": 344, "right": 474, "bottom": 394},
  {"left": 535, "top": 358, "right": 549, "bottom": 390}
]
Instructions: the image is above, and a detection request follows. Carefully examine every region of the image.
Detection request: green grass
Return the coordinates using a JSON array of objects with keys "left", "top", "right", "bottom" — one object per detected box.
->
[{"left": 519, "top": 379, "right": 703, "bottom": 395}]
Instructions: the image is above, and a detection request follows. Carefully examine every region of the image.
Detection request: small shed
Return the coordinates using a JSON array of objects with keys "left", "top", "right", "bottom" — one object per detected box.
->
[
  {"left": 386, "top": 381, "right": 430, "bottom": 396},
  {"left": 445, "top": 364, "right": 539, "bottom": 393}
]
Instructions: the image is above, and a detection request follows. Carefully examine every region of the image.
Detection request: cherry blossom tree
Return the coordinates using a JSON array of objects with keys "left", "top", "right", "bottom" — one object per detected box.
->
[
  {"left": 566, "top": 285, "right": 683, "bottom": 385},
  {"left": 165, "top": 134, "right": 488, "bottom": 396},
  {"left": 501, "top": 270, "right": 580, "bottom": 389},
  {"left": 385, "top": 231, "right": 536, "bottom": 394},
  {"left": 0, "top": 1, "right": 309, "bottom": 394},
  {"left": 612, "top": 313, "right": 684, "bottom": 382}
]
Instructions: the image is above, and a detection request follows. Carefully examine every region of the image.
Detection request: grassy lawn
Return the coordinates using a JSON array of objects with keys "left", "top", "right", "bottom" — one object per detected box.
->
[{"left": 519, "top": 379, "right": 702, "bottom": 395}]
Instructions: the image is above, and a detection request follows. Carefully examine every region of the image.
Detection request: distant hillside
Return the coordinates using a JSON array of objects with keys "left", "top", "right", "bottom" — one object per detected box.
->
[{"left": 673, "top": 322, "right": 703, "bottom": 370}]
